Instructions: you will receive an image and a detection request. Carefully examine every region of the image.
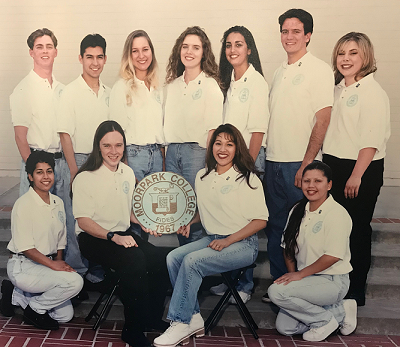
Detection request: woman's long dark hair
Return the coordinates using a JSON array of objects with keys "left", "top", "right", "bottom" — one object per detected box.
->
[
  {"left": 76, "top": 120, "right": 127, "bottom": 176},
  {"left": 283, "top": 162, "right": 333, "bottom": 261},
  {"left": 201, "top": 123, "right": 256, "bottom": 188},
  {"left": 219, "top": 26, "right": 264, "bottom": 95}
]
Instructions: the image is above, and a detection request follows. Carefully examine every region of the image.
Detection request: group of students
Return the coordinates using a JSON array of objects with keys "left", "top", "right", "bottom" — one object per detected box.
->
[{"left": 1, "top": 6, "right": 391, "bottom": 347}]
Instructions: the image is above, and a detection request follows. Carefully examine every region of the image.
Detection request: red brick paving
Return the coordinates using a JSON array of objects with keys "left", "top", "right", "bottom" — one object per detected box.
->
[{"left": 0, "top": 316, "right": 398, "bottom": 347}]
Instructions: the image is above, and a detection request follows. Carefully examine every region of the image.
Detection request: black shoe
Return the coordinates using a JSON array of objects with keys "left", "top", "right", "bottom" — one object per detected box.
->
[
  {"left": 23, "top": 305, "right": 59, "bottom": 330},
  {"left": 0, "top": 280, "right": 15, "bottom": 317},
  {"left": 121, "top": 326, "right": 151, "bottom": 347}
]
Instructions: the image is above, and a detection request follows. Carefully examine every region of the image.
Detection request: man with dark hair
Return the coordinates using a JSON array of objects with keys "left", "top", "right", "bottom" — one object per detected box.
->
[
  {"left": 57, "top": 34, "right": 110, "bottom": 284},
  {"left": 2, "top": 151, "right": 83, "bottom": 330},
  {"left": 262, "top": 9, "right": 334, "bottom": 302}
]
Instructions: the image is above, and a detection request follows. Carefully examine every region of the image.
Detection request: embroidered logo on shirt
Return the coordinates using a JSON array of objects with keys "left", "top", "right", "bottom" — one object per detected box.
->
[
  {"left": 292, "top": 74, "right": 305, "bottom": 85},
  {"left": 192, "top": 89, "right": 202, "bottom": 100},
  {"left": 220, "top": 185, "right": 233, "bottom": 194},
  {"left": 312, "top": 221, "right": 323, "bottom": 234},
  {"left": 239, "top": 88, "right": 249, "bottom": 103},
  {"left": 346, "top": 94, "right": 358, "bottom": 107},
  {"left": 154, "top": 91, "right": 161, "bottom": 104},
  {"left": 105, "top": 96, "right": 110, "bottom": 106},
  {"left": 122, "top": 181, "right": 130, "bottom": 194},
  {"left": 58, "top": 211, "right": 65, "bottom": 224}
]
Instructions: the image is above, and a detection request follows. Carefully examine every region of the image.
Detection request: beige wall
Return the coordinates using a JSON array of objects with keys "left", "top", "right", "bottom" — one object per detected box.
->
[{"left": 0, "top": 0, "right": 399, "bottom": 184}]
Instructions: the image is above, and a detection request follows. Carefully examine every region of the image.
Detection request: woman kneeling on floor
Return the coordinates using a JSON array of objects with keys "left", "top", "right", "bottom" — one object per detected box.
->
[
  {"left": 268, "top": 162, "right": 358, "bottom": 341},
  {"left": 7, "top": 150, "right": 83, "bottom": 330},
  {"left": 153, "top": 124, "right": 269, "bottom": 347}
]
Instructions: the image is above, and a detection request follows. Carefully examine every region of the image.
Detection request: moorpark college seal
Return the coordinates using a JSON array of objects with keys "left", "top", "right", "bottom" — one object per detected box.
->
[{"left": 132, "top": 172, "right": 197, "bottom": 234}]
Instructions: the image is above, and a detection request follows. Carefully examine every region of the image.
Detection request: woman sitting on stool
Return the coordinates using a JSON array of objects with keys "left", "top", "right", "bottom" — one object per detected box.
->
[{"left": 6, "top": 150, "right": 83, "bottom": 330}]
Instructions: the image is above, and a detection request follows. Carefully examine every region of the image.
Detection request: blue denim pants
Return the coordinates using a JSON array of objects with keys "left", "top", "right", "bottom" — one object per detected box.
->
[
  {"left": 263, "top": 161, "right": 304, "bottom": 279},
  {"left": 126, "top": 144, "right": 163, "bottom": 182},
  {"left": 166, "top": 234, "right": 258, "bottom": 324},
  {"left": 165, "top": 143, "right": 206, "bottom": 245},
  {"left": 268, "top": 273, "right": 349, "bottom": 335}
]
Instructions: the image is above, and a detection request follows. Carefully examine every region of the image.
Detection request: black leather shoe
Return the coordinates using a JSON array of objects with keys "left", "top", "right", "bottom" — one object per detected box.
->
[
  {"left": 121, "top": 326, "right": 151, "bottom": 347},
  {"left": 23, "top": 305, "right": 59, "bottom": 330},
  {"left": 0, "top": 280, "right": 15, "bottom": 317}
]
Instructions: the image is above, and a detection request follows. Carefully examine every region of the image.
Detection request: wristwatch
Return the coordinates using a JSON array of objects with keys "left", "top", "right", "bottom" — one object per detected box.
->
[{"left": 107, "top": 231, "right": 115, "bottom": 242}]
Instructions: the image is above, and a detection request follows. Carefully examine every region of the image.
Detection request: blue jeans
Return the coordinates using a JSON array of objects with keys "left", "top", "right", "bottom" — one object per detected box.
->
[
  {"left": 127, "top": 144, "right": 163, "bottom": 241},
  {"left": 166, "top": 234, "right": 258, "bottom": 323},
  {"left": 165, "top": 143, "right": 206, "bottom": 245},
  {"left": 263, "top": 161, "right": 304, "bottom": 280},
  {"left": 255, "top": 147, "right": 266, "bottom": 180},
  {"left": 268, "top": 274, "right": 349, "bottom": 335},
  {"left": 20, "top": 157, "right": 83, "bottom": 277}
]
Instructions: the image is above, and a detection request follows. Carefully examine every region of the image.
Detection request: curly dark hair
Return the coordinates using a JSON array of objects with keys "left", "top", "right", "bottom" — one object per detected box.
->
[{"left": 165, "top": 26, "right": 219, "bottom": 84}]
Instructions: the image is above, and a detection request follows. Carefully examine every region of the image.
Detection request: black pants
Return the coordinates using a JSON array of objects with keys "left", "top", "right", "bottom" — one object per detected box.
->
[
  {"left": 323, "top": 154, "right": 383, "bottom": 294},
  {"left": 79, "top": 230, "right": 169, "bottom": 331}
]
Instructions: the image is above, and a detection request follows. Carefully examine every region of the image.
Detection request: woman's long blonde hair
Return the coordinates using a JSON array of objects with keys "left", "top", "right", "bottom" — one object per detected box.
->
[{"left": 119, "top": 30, "right": 158, "bottom": 105}]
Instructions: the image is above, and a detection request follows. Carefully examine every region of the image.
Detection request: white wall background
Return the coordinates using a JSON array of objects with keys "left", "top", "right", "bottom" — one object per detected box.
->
[{"left": 0, "top": 0, "right": 399, "bottom": 184}]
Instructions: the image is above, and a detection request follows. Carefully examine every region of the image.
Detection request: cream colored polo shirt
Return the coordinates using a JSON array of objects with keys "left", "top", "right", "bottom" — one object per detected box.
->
[
  {"left": 109, "top": 78, "right": 164, "bottom": 146},
  {"left": 57, "top": 75, "right": 110, "bottom": 154},
  {"left": 164, "top": 71, "right": 223, "bottom": 148},
  {"left": 223, "top": 64, "right": 270, "bottom": 148},
  {"left": 10, "top": 70, "right": 64, "bottom": 153},
  {"left": 72, "top": 163, "right": 135, "bottom": 234},
  {"left": 195, "top": 166, "right": 269, "bottom": 236},
  {"left": 286, "top": 195, "right": 352, "bottom": 275},
  {"left": 267, "top": 52, "right": 334, "bottom": 162},
  {"left": 323, "top": 74, "right": 390, "bottom": 161},
  {"left": 8, "top": 187, "right": 66, "bottom": 255}
]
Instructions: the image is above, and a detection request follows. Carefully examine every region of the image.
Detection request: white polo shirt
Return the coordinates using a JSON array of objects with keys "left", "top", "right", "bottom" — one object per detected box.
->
[
  {"left": 223, "top": 64, "right": 270, "bottom": 148},
  {"left": 57, "top": 75, "right": 111, "bottom": 154},
  {"left": 109, "top": 78, "right": 164, "bottom": 146},
  {"left": 8, "top": 187, "right": 66, "bottom": 255},
  {"left": 164, "top": 71, "right": 223, "bottom": 148},
  {"left": 323, "top": 74, "right": 390, "bottom": 161},
  {"left": 72, "top": 163, "right": 135, "bottom": 234},
  {"left": 267, "top": 52, "right": 334, "bottom": 162},
  {"left": 195, "top": 166, "right": 269, "bottom": 236},
  {"left": 285, "top": 195, "right": 352, "bottom": 275},
  {"left": 10, "top": 70, "right": 64, "bottom": 153}
]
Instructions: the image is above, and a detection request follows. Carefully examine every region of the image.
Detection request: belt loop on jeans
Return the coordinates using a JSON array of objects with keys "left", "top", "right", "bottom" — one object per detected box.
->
[{"left": 30, "top": 148, "right": 62, "bottom": 160}]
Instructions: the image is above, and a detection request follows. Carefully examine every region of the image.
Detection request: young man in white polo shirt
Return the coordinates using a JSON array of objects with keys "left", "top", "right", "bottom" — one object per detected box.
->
[
  {"left": 57, "top": 34, "right": 110, "bottom": 285},
  {"left": 263, "top": 9, "right": 334, "bottom": 302}
]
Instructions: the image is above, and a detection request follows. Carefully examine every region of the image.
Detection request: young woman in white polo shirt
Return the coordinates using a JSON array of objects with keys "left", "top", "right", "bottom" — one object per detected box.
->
[
  {"left": 210, "top": 26, "right": 270, "bottom": 303},
  {"left": 323, "top": 32, "right": 390, "bottom": 307},
  {"left": 153, "top": 124, "right": 269, "bottom": 347},
  {"left": 110, "top": 30, "right": 164, "bottom": 241},
  {"left": 72, "top": 120, "right": 169, "bottom": 347},
  {"left": 163, "top": 26, "right": 224, "bottom": 245},
  {"left": 268, "top": 162, "right": 357, "bottom": 342}
]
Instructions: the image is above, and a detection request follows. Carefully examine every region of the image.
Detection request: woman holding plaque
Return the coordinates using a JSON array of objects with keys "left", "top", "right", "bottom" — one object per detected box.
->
[
  {"left": 72, "top": 120, "right": 169, "bottom": 347},
  {"left": 323, "top": 32, "right": 390, "bottom": 306},
  {"left": 163, "top": 26, "right": 224, "bottom": 245},
  {"left": 153, "top": 124, "right": 269, "bottom": 347}
]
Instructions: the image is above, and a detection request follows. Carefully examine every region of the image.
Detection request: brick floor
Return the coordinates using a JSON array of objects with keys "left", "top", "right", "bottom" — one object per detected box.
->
[{"left": 0, "top": 316, "right": 399, "bottom": 347}]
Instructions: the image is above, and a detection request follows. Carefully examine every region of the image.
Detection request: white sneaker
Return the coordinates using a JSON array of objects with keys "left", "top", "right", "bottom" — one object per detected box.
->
[
  {"left": 340, "top": 299, "right": 357, "bottom": 335},
  {"left": 153, "top": 317, "right": 205, "bottom": 347},
  {"left": 228, "top": 291, "right": 251, "bottom": 304},
  {"left": 209, "top": 283, "right": 228, "bottom": 296},
  {"left": 303, "top": 316, "right": 339, "bottom": 341}
]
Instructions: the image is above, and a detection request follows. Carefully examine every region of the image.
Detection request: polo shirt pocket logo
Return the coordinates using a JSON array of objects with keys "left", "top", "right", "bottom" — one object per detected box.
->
[
  {"left": 105, "top": 96, "right": 110, "bottom": 107},
  {"left": 292, "top": 74, "right": 305, "bottom": 85},
  {"left": 220, "top": 185, "right": 233, "bottom": 194},
  {"left": 155, "top": 92, "right": 161, "bottom": 104},
  {"left": 122, "top": 181, "right": 130, "bottom": 194},
  {"left": 58, "top": 211, "right": 65, "bottom": 224},
  {"left": 312, "top": 221, "right": 323, "bottom": 234},
  {"left": 346, "top": 94, "right": 358, "bottom": 107},
  {"left": 192, "top": 89, "right": 202, "bottom": 100},
  {"left": 239, "top": 88, "right": 249, "bottom": 103}
]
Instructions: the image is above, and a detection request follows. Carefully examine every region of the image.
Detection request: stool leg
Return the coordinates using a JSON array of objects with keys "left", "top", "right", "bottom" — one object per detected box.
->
[
  {"left": 85, "top": 292, "right": 107, "bottom": 322},
  {"left": 93, "top": 281, "right": 120, "bottom": 330},
  {"left": 205, "top": 289, "right": 232, "bottom": 334}
]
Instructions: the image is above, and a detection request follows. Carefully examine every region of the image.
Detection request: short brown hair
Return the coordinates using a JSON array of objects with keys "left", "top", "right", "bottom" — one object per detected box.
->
[{"left": 27, "top": 28, "right": 58, "bottom": 49}]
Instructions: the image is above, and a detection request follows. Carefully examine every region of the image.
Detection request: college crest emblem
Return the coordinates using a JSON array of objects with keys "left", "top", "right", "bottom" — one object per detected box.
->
[
  {"left": 192, "top": 89, "right": 202, "bottom": 100},
  {"left": 239, "top": 88, "right": 249, "bottom": 103},
  {"left": 132, "top": 172, "right": 197, "bottom": 234},
  {"left": 347, "top": 94, "right": 358, "bottom": 107},
  {"left": 292, "top": 74, "right": 305, "bottom": 85}
]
